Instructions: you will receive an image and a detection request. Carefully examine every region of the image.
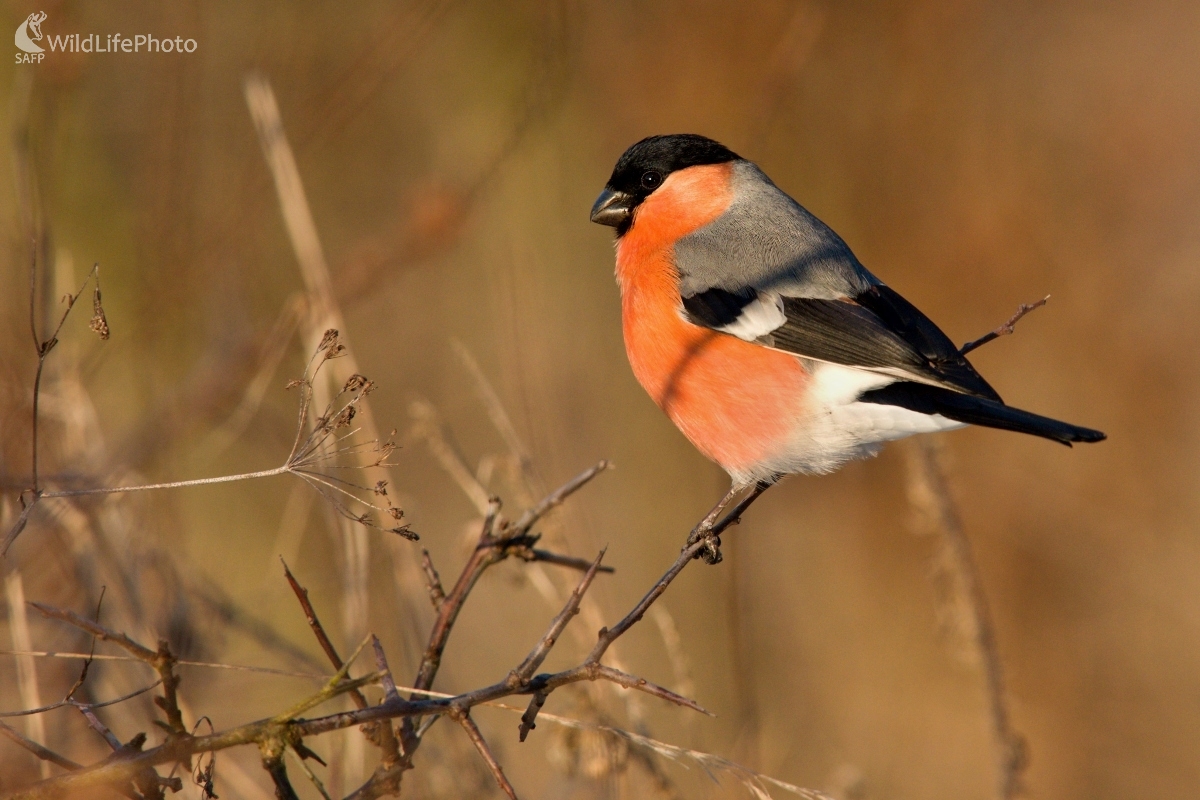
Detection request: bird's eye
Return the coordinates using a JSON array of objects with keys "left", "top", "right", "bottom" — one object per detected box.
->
[{"left": 640, "top": 171, "right": 663, "bottom": 190}]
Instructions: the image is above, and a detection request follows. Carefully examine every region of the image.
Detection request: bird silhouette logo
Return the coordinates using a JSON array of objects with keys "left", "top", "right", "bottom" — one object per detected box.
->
[{"left": 15, "top": 11, "right": 47, "bottom": 54}]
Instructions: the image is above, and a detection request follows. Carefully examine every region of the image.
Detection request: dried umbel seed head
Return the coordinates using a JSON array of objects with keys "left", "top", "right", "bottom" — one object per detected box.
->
[
  {"left": 317, "top": 329, "right": 340, "bottom": 351},
  {"left": 89, "top": 285, "right": 110, "bottom": 340},
  {"left": 391, "top": 525, "right": 418, "bottom": 541},
  {"left": 374, "top": 480, "right": 389, "bottom": 496},
  {"left": 334, "top": 406, "right": 357, "bottom": 428},
  {"left": 344, "top": 374, "right": 371, "bottom": 392}
]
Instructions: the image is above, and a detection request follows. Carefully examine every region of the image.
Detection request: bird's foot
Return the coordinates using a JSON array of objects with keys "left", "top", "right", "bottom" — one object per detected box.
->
[{"left": 685, "top": 524, "right": 723, "bottom": 565}]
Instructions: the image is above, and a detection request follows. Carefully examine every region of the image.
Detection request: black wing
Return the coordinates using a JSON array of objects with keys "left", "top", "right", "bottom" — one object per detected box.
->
[{"left": 683, "top": 283, "right": 1002, "bottom": 402}]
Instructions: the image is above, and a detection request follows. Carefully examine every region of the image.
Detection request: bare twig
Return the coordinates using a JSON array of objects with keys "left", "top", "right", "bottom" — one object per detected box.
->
[
  {"left": 420, "top": 549, "right": 446, "bottom": 609},
  {"left": 452, "top": 710, "right": 518, "bottom": 800},
  {"left": 0, "top": 680, "right": 160, "bottom": 718},
  {"left": 372, "top": 636, "right": 401, "bottom": 706},
  {"left": 512, "top": 549, "right": 606, "bottom": 684},
  {"left": 0, "top": 720, "right": 80, "bottom": 771},
  {"left": 262, "top": 745, "right": 301, "bottom": 800},
  {"left": 408, "top": 498, "right": 504, "bottom": 703},
  {"left": 510, "top": 460, "right": 611, "bottom": 535},
  {"left": 280, "top": 558, "right": 369, "bottom": 710},
  {"left": 512, "top": 547, "right": 615, "bottom": 573},
  {"left": 288, "top": 744, "right": 335, "bottom": 800},
  {"left": 74, "top": 704, "right": 122, "bottom": 751},
  {"left": 28, "top": 603, "right": 186, "bottom": 734},
  {"left": 0, "top": 651, "right": 325, "bottom": 680},
  {"left": 959, "top": 296, "right": 1050, "bottom": 356}
]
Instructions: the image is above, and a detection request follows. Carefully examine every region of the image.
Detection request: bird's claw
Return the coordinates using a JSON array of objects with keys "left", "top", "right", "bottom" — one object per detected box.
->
[
  {"left": 685, "top": 525, "right": 723, "bottom": 565},
  {"left": 699, "top": 535, "right": 722, "bottom": 564}
]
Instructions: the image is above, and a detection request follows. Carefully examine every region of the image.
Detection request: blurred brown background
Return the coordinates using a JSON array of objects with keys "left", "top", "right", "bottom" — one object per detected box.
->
[{"left": 0, "top": 1, "right": 1196, "bottom": 798}]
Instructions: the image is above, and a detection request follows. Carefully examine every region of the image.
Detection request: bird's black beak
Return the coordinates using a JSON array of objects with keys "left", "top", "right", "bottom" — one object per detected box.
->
[{"left": 590, "top": 188, "right": 633, "bottom": 227}]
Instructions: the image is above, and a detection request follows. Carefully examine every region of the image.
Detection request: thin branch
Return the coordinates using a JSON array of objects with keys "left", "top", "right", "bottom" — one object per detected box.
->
[
  {"left": 286, "top": 745, "right": 334, "bottom": 800},
  {"left": 29, "top": 603, "right": 156, "bottom": 662},
  {"left": 371, "top": 637, "right": 400, "bottom": 706},
  {"left": 420, "top": 549, "right": 445, "bottom": 609},
  {"left": 587, "top": 499, "right": 757, "bottom": 667},
  {"left": 452, "top": 710, "right": 518, "bottom": 800},
  {"left": 262, "top": 749, "right": 301, "bottom": 800},
  {"left": 0, "top": 680, "right": 160, "bottom": 718},
  {"left": 514, "top": 547, "right": 615, "bottom": 574},
  {"left": 280, "top": 559, "right": 368, "bottom": 710},
  {"left": 409, "top": 498, "right": 503, "bottom": 699},
  {"left": 29, "top": 603, "right": 185, "bottom": 734},
  {"left": 0, "top": 720, "right": 80, "bottom": 771},
  {"left": 959, "top": 296, "right": 1049, "bottom": 356},
  {"left": 273, "top": 634, "right": 375, "bottom": 722},
  {"left": 512, "top": 549, "right": 606, "bottom": 684},
  {"left": 62, "top": 586, "right": 105, "bottom": 704},
  {"left": 510, "top": 460, "right": 611, "bottom": 535},
  {"left": 0, "top": 651, "right": 326, "bottom": 680},
  {"left": 74, "top": 704, "right": 123, "bottom": 751},
  {"left": 369, "top": 636, "right": 403, "bottom": 766}
]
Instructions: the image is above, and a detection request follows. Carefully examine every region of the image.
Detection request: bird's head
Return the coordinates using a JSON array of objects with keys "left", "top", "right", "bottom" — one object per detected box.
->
[{"left": 591, "top": 134, "right": 740, "bottom": 236}]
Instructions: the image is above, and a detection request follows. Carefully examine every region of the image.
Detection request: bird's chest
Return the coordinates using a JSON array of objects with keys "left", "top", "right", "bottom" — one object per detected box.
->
[{"left": 616, "top": 245, "right": 810, "bottom": 473}]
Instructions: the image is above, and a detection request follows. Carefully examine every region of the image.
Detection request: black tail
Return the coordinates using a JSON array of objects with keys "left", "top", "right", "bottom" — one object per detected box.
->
[{"left": 860, "top": 382, "right": 1106, "bottom": 446}]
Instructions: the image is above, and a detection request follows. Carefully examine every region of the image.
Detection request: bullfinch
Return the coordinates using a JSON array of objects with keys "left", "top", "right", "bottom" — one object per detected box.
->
[{"left": 590, "top": 134, "right": 1104, "bottom": 555}]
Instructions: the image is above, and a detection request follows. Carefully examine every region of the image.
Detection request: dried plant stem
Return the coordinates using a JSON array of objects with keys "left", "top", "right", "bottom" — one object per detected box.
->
[
  {"left": 0, "top": 650, "right": 326, "bottom": 680},
  {"left": 4, "top": 574, "right": 49, "bottom": 777},
  {"left": 4, "top": 262, "right": 106, "bottom": 555},
  {"left": 244, "top": 81, "right": 429, "bottom": 784},
  {"left": 37, "top": 465, "right": 292, "bottom": 499},
  {"left": 909, "top": 439, "right": 1025, "bottom": 800}
]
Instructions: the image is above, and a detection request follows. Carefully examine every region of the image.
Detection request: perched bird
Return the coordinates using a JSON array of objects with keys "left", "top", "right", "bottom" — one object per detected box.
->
[{"left": 591, "top": 134, "right": 1104, "bottom": 556}]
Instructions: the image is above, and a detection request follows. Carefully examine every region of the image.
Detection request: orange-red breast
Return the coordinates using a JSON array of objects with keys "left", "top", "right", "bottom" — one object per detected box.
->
[{"left": 591, "top": 134, "right": 1104, "bottom": 493}]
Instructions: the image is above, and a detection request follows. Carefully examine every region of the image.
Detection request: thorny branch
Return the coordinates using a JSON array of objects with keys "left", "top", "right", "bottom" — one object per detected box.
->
[{"left": 0, "top": 457, "right": 779, "bottom": 800}]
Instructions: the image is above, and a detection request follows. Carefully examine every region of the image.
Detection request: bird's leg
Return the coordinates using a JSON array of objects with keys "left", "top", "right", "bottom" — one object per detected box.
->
[
  {"left": 686, "top": 479, "right": 775, "bottom": 565},
  {"left": 687, "top": 485, "right": 742, "bottom": 546}
]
